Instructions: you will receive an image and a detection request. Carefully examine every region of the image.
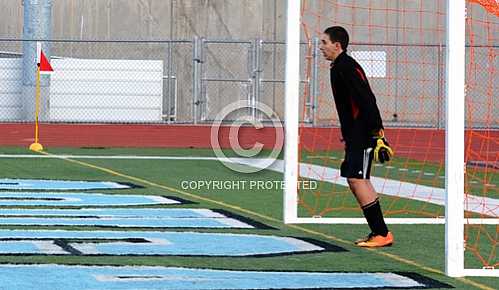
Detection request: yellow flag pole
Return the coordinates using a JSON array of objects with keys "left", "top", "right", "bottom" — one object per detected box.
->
[{"left": 29, "top": 65, "right": 43, "bottom": 152}]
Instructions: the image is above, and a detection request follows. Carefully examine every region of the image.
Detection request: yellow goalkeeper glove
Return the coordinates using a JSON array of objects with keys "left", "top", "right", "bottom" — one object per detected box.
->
[{"left": 372, "top": 129, "right": 394, "bottom": 163}]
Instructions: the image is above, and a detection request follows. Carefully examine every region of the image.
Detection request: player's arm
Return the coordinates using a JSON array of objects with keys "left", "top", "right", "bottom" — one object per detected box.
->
[
  {"left": 371, "top": 129, "right": 394, "bottom": 163},
  {"left": 342, "top": 67, "right": 393, "bottom": 162},
  {"left": 341, "top": 67, "right": 383, "bottom": 134}
]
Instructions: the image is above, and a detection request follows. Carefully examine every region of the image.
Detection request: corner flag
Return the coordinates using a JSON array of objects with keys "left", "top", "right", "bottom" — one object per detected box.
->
[
  {"left": 36, "top": 42, "right": 53, "bottom": 74},
  {"left": 29, "top": 42, "right": 53, "bottom": 152}
]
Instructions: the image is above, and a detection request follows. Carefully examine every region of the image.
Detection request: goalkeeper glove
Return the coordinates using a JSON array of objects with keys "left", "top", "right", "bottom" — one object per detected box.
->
[{"left": 372, "top": 129, "right": 394, "bottom": 163}]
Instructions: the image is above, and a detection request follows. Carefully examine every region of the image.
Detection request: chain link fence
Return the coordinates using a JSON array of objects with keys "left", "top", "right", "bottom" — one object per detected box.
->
[{"left": 0, "top": 38, "right": 496, "bottom": 128}]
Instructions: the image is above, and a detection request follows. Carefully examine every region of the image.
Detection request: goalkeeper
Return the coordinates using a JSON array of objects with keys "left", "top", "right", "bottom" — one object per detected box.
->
[{"left": 320, "top": 26, "right": 394, "bottom": 247}]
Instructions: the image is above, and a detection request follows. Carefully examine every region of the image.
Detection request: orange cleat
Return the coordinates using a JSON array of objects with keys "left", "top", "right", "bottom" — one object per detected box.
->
[
  {"left": 355, "top": 233, "right": 375, "bottom": 244},
  {"left": 355, "top": 232, "right": 394, "bottom": 247}
]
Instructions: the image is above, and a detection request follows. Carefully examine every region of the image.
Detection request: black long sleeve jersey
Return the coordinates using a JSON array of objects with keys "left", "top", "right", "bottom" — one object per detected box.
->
[{"left": 330, "top": 51, "right": 383, "bottom": 149}]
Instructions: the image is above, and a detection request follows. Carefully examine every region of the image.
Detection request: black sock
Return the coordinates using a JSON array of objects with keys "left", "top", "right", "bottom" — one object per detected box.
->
[{"left": 362, "top": 198, "right": 389, "bottom": 236}]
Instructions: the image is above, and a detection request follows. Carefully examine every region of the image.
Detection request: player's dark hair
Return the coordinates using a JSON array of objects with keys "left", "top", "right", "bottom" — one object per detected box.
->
[{"left": 324, "top": 26, "right": 349, "bottom": 51}]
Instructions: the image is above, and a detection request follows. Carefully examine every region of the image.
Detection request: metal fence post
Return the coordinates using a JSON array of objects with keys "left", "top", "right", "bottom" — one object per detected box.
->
[
  {"left": 437, "top": 44, "right": 444, "bottom": 129},
  {"left": 248, "top": 40, "right": 256, "bottom": 119},
  {"left": 252, "top": 38, "right": 263, "bottom": 120},
  {"left": 310, "top": 37, "right": 320, "bottom": 125},
  {"left": 199, "top": 38, "right": 207, "bottom": 122},
  {"left": 166, "top": 42, "right": 172, "bottom": 123},
  {"left": 192, "top": 37, "right": 202, "bottom": 124}
]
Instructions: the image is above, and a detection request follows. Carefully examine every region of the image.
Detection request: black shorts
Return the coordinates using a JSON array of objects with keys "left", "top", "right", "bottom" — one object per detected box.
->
[{"left": 340, "top": 148, "right": 374, "bottom": 179}]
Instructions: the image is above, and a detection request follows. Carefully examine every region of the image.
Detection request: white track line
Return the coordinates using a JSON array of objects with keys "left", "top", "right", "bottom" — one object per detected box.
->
[{"left": 0, "top": 154, "right": 221, "bottom": 160}]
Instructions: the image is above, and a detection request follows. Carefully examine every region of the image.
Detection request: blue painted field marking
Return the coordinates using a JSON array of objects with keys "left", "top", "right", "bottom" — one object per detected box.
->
[
  {"left": 0, "top": 208, "right": 254, "bottom": 228},
  {"left": 0, "top": 192, "right": 180, "bottom": 206},
  {"left": 0, "top": 179, "right": 131, "bottom": 190},
  {"left": 0, "top": 217, "right": 252, "bottom": 228},
  {"left": 0, "top": 208, "right": 255, "bottom": 229},
  {"left": 0, "top": 241, "right": 58, "bottom": 255},
  {"left": 0, "top": 241, "right": 67, "bottom": 255},
  {"left": 0, "top": 208, "right": 222, "bottom": 218},
  {"left": 0, "top": 229, "right": 329, "bottom": 256},
  {"left": 0, "top": 264, "right": 426, "bottom": 290}
]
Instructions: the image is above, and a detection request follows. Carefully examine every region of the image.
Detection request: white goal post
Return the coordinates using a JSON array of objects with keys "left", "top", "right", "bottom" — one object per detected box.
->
[{"left": 283, "top": 0, "right": 498, "bottom": 277}]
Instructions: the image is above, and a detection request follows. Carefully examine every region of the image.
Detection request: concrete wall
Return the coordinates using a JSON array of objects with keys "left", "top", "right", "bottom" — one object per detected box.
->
[
  {"left": 1, "top": 1, "right": 493, "bottom": 48},
  {"left": 0, "top": 0, "right": 284, "bottom": 41}
]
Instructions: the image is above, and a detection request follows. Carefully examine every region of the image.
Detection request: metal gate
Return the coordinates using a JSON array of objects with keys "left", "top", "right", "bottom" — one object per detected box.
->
[{"left": 193, "top": 38, "right": 262, "bottom": 123}]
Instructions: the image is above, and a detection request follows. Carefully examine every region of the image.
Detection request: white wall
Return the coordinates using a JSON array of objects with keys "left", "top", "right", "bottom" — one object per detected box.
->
[
  {"left": 49, "top": 59, "right": 163, "bottom": 122},
  {"left": 0, "top": 59, "right": 23, "bottom": 120},
  {"left": 0, "top": 58, "right": 163, "bottom": 122}
]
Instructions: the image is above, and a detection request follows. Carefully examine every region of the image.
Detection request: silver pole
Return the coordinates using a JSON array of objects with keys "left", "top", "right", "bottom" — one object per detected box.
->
[
  {"left": 192, "top": 37, "right": 201, "bottom": 124},
  {"left": 22, "top": 0, "right": 53, "bottom": 121},
  {"left": 311, "top": 37, "right": 320, "bottom": 125}
]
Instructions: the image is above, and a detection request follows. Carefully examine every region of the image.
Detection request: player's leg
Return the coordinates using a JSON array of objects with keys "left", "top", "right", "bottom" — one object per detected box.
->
[
  {"left": 340, "top": 148, "right": 393, "bottom": 247},
  {"left": 348, "top": 178, "right": 391, "bottom": 243},
  {"left": 347, "top": 178, "right": 377, "bottom": 206}
]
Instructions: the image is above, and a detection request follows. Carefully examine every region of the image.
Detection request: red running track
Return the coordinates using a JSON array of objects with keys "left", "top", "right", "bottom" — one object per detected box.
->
[{"left": 0, "top": 123, "right": 496, "bottom": 164}]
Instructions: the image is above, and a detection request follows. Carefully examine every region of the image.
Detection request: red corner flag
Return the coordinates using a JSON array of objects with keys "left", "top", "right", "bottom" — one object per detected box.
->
[{"left": 36, "top": 42, "right": 53, "bottom": 74}]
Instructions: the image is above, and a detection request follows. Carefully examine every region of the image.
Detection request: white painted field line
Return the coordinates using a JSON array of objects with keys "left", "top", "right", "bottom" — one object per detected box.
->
[{"left": 0, "top": 154, "right": 221, "bottom": 160}]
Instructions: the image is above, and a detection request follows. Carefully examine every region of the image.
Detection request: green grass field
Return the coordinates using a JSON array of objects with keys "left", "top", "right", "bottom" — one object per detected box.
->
[{"left": 0, "top": 146, "right": 497, "bottom": 289}]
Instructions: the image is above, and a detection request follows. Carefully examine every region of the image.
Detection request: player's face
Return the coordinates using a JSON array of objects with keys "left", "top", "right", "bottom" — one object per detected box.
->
[{"left": 320, "top": 33, "right": 342, "bottom": 61}]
